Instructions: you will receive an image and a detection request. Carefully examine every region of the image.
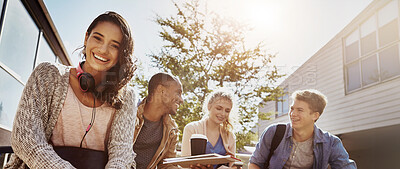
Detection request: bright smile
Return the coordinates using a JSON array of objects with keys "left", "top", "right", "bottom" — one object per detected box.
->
[
  {"left": 291, "top": 118, "right": 300, "bottom": 122},
  {"left": 217, "top": 115, "right": 225, "bottom": 121},
  {"left": 94, "top": 53, "right": 109, "bottom": 62}
]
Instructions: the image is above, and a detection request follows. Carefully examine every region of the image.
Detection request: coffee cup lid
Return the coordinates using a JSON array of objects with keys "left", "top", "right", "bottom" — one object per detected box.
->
[{"left": 190, "top": 134, "right": 208, "bottom": 140}]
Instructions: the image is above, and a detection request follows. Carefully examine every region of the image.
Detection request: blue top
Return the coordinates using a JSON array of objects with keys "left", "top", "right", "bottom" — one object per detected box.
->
[
  {"left": 205, "top": 135, "right": 227, "bottom": 169},
  {"left": 249, "top": 123, "right": 357, "bottom": 169}
]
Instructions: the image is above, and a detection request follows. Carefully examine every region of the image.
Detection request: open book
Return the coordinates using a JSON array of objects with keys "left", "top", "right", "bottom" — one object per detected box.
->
[{"left": 163, "top": 153, "right": 240, "bottom": 168}]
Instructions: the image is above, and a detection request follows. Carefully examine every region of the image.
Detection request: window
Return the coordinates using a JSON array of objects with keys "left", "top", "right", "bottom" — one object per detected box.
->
[
  {"left": 0, "top": 68, "right": 24, "bottom": 129},
  {"left": 35, "top": 32, "right": 57, "bottom": 67},
  {"left": 0, "top": 0, "right": 3, "bottom": 17},
  {"left": 346, "top": 62, "right": 361, "bottom": 91},
  {"left": 0, "top": 0, "right": 57, "bottom": 130},
  {"left": 0, "top": 0, "right": 39, "bottom": 83},
  {"left": 379, "top": 0, "right": 399, "bottom": 47},
  {"left": 361, "top": 54, "right": 379, "bottom": 86},
  {"left": 276, "top": 88, "right": 289, "bottom": 117},
  {"left": 379, "top": 45, "right": 400, "bottom": 80},
  {"left": 344, "top": 0, "right": 400, "bottom": 93},
  {"left": 360, "top": 16, "right": 377, "bottom": 55}
]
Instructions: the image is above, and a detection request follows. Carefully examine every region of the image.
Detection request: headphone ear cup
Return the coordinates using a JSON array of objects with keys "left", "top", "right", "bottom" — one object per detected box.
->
[{"left": 78, "top": 73, "right": 95, "bottom": 93}]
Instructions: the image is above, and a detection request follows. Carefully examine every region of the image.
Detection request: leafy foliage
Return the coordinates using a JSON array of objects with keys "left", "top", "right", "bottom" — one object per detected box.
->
[{"left": 134, "top": 0, "right": 284, "bottom": 151}]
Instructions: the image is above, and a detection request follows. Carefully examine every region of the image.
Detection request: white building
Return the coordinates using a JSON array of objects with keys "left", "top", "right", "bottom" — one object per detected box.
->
[{"left": 258, "top": 0, "right": 400, "bottom": 168}]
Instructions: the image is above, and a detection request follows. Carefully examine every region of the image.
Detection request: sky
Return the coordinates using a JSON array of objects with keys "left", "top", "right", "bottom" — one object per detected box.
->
[{"left": 44, "top": 0, "right": 373, "bottom": 83}]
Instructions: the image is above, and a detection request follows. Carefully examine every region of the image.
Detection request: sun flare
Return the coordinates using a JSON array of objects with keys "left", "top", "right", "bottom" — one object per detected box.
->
[
  {"left": 207, "top": 0, "right": 281, "bottom": 31},
  {"left": 244, "top": 2, "right": 281, "bottom": 30}
]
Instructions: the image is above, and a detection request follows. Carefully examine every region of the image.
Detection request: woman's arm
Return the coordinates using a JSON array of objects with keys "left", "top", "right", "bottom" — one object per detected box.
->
[
  {"left": 105, "top": 87, "right": 137, "bottom": 168},
  {"left": 226, "top": 131, "right": 236, "bottom": 168},
  {"left": 181, "top": 123, "right": 196, "bottom": 156},
  {"left": 10, "top": 62, "right": 74, "bottom": 168},
  {"left": 228, "top": 131, "right": 236, "bottom": 156}
]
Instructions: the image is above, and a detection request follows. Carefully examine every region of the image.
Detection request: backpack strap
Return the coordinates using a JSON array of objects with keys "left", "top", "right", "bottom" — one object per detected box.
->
[{"left": 263, "top": 124, "right": 286, "bottom": 169}]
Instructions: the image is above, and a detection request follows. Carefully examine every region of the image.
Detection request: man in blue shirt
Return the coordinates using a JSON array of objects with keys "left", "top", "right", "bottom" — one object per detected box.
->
[{"left": 249, "top": 89, "right": 356, "bottom": 169}]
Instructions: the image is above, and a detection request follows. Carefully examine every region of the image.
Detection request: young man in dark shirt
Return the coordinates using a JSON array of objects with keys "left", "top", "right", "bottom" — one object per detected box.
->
[{"left": 133, "top": 73, "right": 183, "bottom": 169}]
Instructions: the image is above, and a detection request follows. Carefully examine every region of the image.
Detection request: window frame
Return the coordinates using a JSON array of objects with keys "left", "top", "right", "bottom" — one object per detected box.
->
[
  {"left": 344, "top": 0, "right": 400, "bottom": 94},
  {"left": 275, "top": 87, "right": 289, "bottom": 117}
]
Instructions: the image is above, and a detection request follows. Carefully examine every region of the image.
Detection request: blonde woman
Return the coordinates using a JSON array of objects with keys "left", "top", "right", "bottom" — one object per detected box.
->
[{"left": 182, "top": 89, "right": 237, "bottom": 169}]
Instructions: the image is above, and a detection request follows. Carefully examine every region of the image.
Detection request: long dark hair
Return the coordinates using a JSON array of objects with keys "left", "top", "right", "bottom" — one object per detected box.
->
[{"left": 81, "top": 11, "right": 136, "bottom": 109}]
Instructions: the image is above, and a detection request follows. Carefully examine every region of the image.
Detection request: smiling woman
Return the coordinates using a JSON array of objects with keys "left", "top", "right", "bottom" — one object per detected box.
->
[
  {"left": 181, "top": 89, "right": 238, "bottom": 169},
  {"left": 83, "top": 21, "right": 122, "bottom": 77},
  {"left": 5, "top": 11, "right": 137, "bottom": 169}
]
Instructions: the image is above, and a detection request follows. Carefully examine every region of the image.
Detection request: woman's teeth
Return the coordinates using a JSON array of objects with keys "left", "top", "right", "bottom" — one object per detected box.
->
[{"left": 94, "top": 54, "right": 108, "bottom": 62}]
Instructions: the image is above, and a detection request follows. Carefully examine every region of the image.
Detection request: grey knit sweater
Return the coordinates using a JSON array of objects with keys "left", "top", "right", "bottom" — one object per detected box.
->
[{"left": 4, "top": 62, "right": 137, "bottom": 169}]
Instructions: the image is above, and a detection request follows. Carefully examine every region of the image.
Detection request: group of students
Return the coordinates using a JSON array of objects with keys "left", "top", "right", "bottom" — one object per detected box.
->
[{"left": 4, "top": 11, "right": 356, "bottom": 169}]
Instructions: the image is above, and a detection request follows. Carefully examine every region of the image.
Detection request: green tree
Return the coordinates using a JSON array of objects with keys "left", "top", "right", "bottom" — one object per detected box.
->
[{"left": 134, "top": 0, "right": 283, "bottom": 151}]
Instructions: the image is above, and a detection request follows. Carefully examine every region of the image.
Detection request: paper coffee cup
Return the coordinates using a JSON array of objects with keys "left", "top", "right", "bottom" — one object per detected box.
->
[{"left": 190, "top": 134, "right": 208, "bottom": 156}]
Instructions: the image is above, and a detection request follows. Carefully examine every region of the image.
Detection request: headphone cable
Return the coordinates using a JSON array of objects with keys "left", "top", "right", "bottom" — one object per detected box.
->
[{"left": 80, "top": 93, "right": 96, "bottom": 148}]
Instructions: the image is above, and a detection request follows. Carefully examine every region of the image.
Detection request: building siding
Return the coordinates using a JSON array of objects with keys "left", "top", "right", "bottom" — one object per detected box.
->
[{"left": 259, "top": 0, "right": 400, "bottom": 136}]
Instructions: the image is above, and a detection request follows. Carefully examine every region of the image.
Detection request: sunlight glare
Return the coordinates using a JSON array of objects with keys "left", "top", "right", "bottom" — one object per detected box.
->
[
  {"left": 243, "top": 1, "right": 281, "bottom": 31},
  {"left": 208, "top": 0, "right": 281, "bottom": 31}
]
